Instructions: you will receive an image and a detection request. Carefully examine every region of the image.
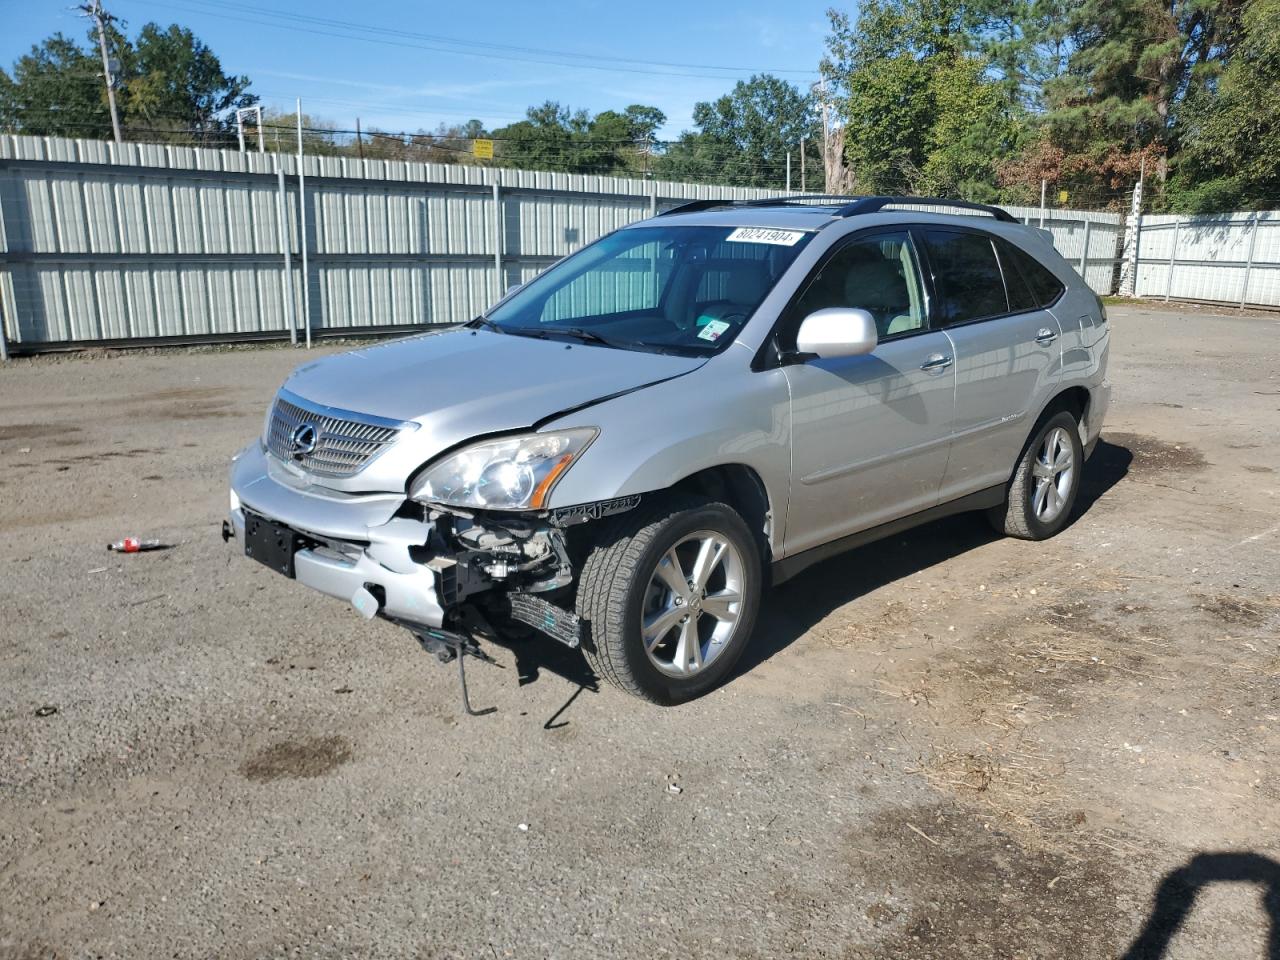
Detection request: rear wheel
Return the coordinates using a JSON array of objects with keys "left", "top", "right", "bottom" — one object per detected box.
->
[
  {"left": 989, "top": 410, "right": 1083, "bottom": 540},
  {"left": 575, "top": 494, "right": 761, "bottom": 704}
]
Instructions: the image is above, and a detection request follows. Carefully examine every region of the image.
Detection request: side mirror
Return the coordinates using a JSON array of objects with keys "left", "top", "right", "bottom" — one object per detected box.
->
[{"left": 795, "top": 307, "right": 878, "bottom": 359}]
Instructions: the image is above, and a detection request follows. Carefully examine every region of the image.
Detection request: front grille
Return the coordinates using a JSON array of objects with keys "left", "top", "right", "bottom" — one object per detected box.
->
[{"left": 265, "top": 393, "right": 407, "bottom": 478}]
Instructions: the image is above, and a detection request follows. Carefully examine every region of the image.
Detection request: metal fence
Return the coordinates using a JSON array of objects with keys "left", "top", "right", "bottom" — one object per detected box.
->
[
  {"left": 0, "top": 135, "right": 793, "bottom": 357},
  {"left": 1132, "top": 211, "right": 1280, "bottom": 308},
  {"left": 0, "top": 134, "right": 1130, "bottom": 358}
]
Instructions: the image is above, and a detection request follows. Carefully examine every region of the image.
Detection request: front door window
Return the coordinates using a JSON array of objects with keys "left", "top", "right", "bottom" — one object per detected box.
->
[{"left": 790, "top": 232, "right": 927, "bottom": 340}]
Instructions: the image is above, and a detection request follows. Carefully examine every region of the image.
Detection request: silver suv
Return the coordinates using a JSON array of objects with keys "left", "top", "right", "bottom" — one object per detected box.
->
[{"left": 226, "top": 196, "right": 1110, "bottom": 705}]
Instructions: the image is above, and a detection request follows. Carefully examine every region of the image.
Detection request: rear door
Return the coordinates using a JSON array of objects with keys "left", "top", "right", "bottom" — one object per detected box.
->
[
  {"left": 779, "top": 230, "right": 956, "bottom": 556},
  {"left": 996, "top": 236, "right": 1089, "bottom": 379},
  {"left": 915, "top": 228, "right": 1064, "bottom": 501}
]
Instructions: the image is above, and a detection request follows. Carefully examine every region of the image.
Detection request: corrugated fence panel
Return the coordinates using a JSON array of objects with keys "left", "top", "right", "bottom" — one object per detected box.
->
[
  {"left": 505, "top": 192, "right": 649, "bottom": 260},
  {"left": 17, "top": 133, "right": 1278, "bottom": 350},
  {"left": 3, "top": 262, "right": 297, "bottom": 341},
  {"left": 1133, "top": 212, "right": 1280, "bottom": 306}
]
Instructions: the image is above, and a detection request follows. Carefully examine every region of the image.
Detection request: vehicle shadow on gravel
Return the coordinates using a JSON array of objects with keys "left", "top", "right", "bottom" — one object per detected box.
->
[
  {"left": 1076, "top": 438, "right": 1135, "bottom": 517},
  {"left": 1122, "top": 852, "right": 1280, "bottom": 959},
  {"left": 484, "top": 440, "right": 1135, "bottom": 704},
  {"left": 739, "top": 438, "right": 1134, "bottom": 677}
]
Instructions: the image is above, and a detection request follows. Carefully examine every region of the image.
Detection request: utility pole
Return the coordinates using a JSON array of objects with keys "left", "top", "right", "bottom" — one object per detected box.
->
[
  {"left": 786, "top": 150, "right": 791, "bottom": 192},
  {"left": 297, "top": 99, "right": 311, "bottom": 349},
  {"left": 81, "top": 0, "right": 123, "bottom": 143},
  {"left": 800, "top": 138, "right": 806, "bottom": 193},
  {"left": 356, "top": 117, "right": 364, "bottom": 161},
  {"left": 818, "top": 78, "right": 830, "bottom": 182}
]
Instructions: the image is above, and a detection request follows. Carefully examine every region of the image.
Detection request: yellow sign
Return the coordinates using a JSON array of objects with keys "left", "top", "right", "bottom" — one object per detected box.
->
[
  {"left": 473, "top": 138, "right": 494, "bottom": 160},
  {"left": 1058, "top": 189, "right": 1069, "bottom": 204}
]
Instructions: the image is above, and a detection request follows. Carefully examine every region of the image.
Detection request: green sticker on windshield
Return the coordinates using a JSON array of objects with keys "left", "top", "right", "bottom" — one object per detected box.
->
[{"left": 697, "top": 319, "right": 731, "bottom": 342}]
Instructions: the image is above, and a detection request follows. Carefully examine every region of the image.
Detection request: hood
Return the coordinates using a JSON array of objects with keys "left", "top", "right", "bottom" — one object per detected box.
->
[{"left": 279, "top": 328, "right": 706, "bottom": 487}]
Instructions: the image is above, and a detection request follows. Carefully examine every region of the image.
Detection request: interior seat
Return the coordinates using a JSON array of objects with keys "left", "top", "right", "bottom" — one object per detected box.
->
[
  {"left": 693, "top": 261, "right": 768, "bottom": 328},
  {"left": 843, "top": 256, "right": 915, "bottom": 337}
]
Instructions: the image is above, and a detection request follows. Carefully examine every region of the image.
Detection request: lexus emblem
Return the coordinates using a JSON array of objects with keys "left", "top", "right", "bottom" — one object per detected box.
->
[{"left": 289, "top": 422, "right": 318, "bottom": 458}]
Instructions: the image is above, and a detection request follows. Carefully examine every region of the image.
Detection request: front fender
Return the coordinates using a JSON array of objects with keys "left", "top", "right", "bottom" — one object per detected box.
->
[{"left": 541, "top": 353, "right": 792, "bottom": 554}]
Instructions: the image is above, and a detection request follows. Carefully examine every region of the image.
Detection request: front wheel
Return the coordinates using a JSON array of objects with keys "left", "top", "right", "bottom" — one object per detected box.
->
[
  {"left": 989, "top": 410, "right": 1084, "bottom": 540},
  {"left": 576, "top": 495, "right": 762, "bottom": 704}
]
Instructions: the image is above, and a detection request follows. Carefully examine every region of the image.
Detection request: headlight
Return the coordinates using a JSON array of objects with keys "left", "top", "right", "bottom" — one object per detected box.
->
[{"left": 409, "top": 428, "right": 597, "bottom": 510}]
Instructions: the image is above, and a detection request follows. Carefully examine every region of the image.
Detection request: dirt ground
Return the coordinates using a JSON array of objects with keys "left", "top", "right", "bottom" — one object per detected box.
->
[{"left": 1, "top": 304, "right": 1278, "bottom": 959}]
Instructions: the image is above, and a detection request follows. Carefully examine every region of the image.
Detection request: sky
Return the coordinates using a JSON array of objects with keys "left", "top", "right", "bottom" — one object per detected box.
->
[{"left": 0, "top": 0, "right": 833, "bottom": 139}]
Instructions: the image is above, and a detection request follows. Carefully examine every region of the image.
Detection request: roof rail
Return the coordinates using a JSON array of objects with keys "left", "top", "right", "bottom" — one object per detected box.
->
[
  {"left": 657, "top": 194, "right": 1019, "bottom": 224},
  {"left": 657, "top": 198, "right": 742, "bottom": 217},
  {"left": 658, "top": 195, "right": 860, "bottom": 217},
  {"left": 834, "top": 196, "right": 1018, "bottom": 223},
  {"left": 743, "top": 195, "right": 861, "bottom": 206}
]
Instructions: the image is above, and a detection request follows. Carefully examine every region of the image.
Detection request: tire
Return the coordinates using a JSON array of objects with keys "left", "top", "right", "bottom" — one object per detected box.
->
[
  {"left": 575, "top": 494, "right": 762, "bottom": 704},
  {"left": 988, "top": 409, "right": 1084, "bottom": 540}
]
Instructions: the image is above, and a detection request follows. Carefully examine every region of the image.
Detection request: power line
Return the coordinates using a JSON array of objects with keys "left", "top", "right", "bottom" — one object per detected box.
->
[
  {"left": 134, "top": 0, "right": 819, "bottom": 82},
  {"left": 146, "top": 0, "right": 818, "bottom": 76}
]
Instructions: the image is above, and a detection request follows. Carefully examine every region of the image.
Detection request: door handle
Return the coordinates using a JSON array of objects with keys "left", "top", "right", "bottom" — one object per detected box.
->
[
  {"left": 920, "top": 353, "right": 953, "bottom": 372},
  {"left": 1035, "top": 327, "right": 1058, "bottom": 345}
]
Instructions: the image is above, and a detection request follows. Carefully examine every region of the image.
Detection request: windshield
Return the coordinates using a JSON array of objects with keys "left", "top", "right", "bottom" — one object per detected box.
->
[{"left": 483, "top": 224, "right": 815, "bottom": 355}]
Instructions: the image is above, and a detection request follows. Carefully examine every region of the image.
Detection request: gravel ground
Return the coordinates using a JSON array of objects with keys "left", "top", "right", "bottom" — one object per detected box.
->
[{"left": 1, "top": 304, "right": 1278, "bottom": 959}]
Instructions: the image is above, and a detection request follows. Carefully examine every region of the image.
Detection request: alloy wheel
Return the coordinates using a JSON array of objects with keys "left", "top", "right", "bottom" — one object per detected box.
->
[
  {"left": 1031, "top": 425, "right": 1075, "bottom": 523},
  {"left": 639, "top": 530, "right": 745, "bottom": 678}
]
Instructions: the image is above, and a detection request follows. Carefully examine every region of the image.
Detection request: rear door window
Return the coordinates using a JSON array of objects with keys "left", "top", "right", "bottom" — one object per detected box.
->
[{"left": 920, "top": 230, "right": 1009, "bottom": 325}]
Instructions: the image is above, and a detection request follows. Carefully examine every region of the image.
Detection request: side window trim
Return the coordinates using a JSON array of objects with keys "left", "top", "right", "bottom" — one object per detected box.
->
[
  {"left": 990, "top": 236, "right": 1022, "bottom": 316},
  {"left": 908, "top": 225, "right": 941, "bottom": 327},
  {"left": 889, "top": 231, "right": 932, "bottom": 340}
]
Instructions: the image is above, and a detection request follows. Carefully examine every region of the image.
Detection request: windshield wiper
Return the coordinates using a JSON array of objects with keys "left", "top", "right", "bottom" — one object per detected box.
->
[
  {"left": 545, "top": 326, "right": 619, "bottom": 347},
  {"left": 629, "top": 341, "right": 702, "bottom": 356},
  {"left": 466, "top": 315, "right": 504, "bottom": 334}
]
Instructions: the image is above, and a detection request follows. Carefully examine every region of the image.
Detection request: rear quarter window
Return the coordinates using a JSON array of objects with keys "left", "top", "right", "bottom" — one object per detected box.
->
[
  {"left": 996, "top": 237, "right": 1067, "bottom": 309},
  {"left": 920, "top": 230, "right": 1009, "bottom": 325}
]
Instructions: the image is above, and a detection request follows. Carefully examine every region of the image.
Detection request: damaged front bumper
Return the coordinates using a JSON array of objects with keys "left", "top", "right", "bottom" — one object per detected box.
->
[
  {"left": 227, "top": 442, "right": 449, "bottom": 626},
  {"left": 225, "top": 442, "right": 586, "bottom": 648}
]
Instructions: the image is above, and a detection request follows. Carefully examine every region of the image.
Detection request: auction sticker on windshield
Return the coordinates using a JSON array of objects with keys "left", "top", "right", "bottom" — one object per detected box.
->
[
  {"left": 697, "top": 319, "right": 732, "bottom": 341},
  {"left": 725, "top": 227, "right": 805, "bottom": 246}
]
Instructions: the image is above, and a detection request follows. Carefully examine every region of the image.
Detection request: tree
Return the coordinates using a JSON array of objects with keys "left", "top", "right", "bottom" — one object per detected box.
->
[
  {"left": 922, "top": 56, "right": 1020, "bottom": 200},
  {"left": 490, "top": 101, "right": 586, "bottom": 171},
  {"left": 0, "top": 21, "right": 255, "bottom": 144},
  {"left": 1037, "top": 0, "right": 1243, "bottom": 188},
  {"left": 658, "top": 74, "right": 815, "bottom": 188},
  {"left": 354, "top": 121, "right": 494, "bottom": 165},
  {"left": 586, "top": 104, "right": 667, "bottom": 175},
  {"left": 118, "top": 23, "right": 255, "bottom": 142},
  {"left": 822, "top": 4, "right": 1021, "bottom": 198},
  {"left": 258, "top": 108, "right": 344, "bottom": 155},
  {"left": 0, "top": 34, "right": 112, "bottom": 138},
  {"left": 963, "top": 0, "right": 1075, "bottom": 114},
  {"left": 490, "top": 101, "right": 665, "bottom": 175},
  {"left": 1168, "top": 0, "right": 1280, "bottom": 210}
]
